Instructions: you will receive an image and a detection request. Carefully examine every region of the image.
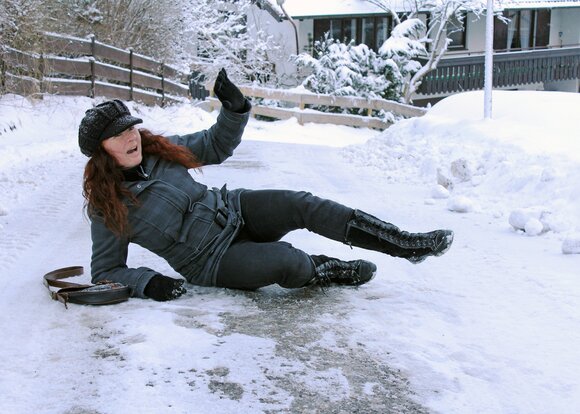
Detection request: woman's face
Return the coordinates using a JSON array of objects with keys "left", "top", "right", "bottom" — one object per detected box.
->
[{"left": 101, "top": 126, "right": 142, "bottom": 168}]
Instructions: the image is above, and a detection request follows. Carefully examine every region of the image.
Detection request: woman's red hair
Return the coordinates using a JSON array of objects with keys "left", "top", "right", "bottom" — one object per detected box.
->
[{"left": 82, "top": 129, "right": 202, "bottom": 236}]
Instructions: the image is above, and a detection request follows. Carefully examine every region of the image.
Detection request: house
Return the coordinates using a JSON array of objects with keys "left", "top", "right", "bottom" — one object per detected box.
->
[{"left": 251, "top": 0, "right": 580, "bottom": 103}]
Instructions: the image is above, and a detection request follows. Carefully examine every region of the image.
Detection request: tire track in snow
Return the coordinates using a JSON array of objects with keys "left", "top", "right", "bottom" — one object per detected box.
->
[{"left": 0, "top": 162, "right": 85, "bottom": 277}]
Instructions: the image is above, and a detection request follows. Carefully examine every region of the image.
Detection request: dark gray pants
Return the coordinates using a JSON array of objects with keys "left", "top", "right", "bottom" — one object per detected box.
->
[{"left": 215, "top": 190, "right": 354, "bottom": 289}]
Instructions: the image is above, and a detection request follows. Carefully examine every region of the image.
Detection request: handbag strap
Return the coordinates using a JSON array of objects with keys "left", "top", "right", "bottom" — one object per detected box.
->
[
  {"left": 44, "top": 266, "right": 90, "bottom": 290},
  {"left": 43, "top": 266, "right": 131, "bottom": 308}
]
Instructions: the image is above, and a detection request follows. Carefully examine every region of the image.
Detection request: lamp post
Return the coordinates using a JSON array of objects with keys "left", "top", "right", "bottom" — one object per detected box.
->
[{"left": 484, "top": 0, "right": 494, "bottom": 119}]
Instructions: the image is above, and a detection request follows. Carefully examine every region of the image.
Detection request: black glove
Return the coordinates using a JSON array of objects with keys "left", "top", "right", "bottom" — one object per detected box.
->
[
  {"left": 144, "top": 275, "right": 187, "bottom": 301},
  {"left": 213, "top": 68, "right": 246, "bottom": 113}
]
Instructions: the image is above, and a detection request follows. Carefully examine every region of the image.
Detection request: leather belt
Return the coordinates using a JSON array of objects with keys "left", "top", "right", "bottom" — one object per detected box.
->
[{"left": 43, "top": 266, "right": 132, "bottom": 308}]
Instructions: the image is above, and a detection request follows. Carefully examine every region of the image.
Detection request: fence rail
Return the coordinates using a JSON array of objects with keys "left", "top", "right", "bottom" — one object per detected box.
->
[
  {"left": 418, "top": 46, "right": 580, "bottom": 95},
  {"left": 0, "top": 33, "right": 190, "bottom": 106},
  {"left": 204, "top": 85, "right": 427, "bottom": 130}
]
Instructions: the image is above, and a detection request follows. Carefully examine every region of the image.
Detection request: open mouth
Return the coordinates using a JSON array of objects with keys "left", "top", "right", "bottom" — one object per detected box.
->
[{"left": 127, "top": 146, "right": 138, "bottom": 155}]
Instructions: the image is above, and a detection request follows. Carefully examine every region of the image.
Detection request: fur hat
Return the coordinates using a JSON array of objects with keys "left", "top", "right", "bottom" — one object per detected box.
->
[{"left": 78, "top": 100, "right": 143, "bottom": 157}]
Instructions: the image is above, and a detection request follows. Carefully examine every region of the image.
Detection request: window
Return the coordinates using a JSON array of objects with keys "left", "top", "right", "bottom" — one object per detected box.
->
[
  {"left": 447, "top": 14, "right": 467, "bottom": 49},
  {"left": 375, "top": 17, "right": 389, "bottom": 50},
  {"left": 534, "top": 10, "right": 551, "bottom": 47},
  {"left": 344, "top": 19, "right": 357, "bottom": 42},
  {"left": 330, "top": 19, "right": 343, "bottom": 40},
  {"left": 493, "top": 9, "right": 551, "bottom": 51},
  {"left": 313, "top": 19, "right": 331, "bottom": 42},
  {"left": 361, "top": 17, "right": 376, "bottom": 49},
  {"left": 312, "top": 16, "right": 391, "bottom": 51}
]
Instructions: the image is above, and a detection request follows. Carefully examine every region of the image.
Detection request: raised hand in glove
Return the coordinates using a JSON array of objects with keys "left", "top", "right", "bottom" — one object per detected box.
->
[
  {"left": 144, "top": 274, "right": 187, "bottom": 301},
  {"left": 213, "top": 68, "right": 246, "bottom": 113}
]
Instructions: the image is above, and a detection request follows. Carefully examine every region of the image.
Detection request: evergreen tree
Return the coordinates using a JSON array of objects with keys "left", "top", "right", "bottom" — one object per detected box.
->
[{"left": 295, "top": 34, "right": 405, "bottom": 119}]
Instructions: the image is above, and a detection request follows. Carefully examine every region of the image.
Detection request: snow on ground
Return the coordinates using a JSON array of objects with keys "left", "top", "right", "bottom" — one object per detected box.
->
[
  {"left": 0, "top": 90, "right": 579, "bottom": 413},
  {"left": 344, "top": 90, "right": 580, "bottom": 245}
]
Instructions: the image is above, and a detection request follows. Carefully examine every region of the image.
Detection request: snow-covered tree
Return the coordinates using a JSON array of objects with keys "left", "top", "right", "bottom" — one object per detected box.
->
[
  {"left": 295, "top": 34, "right": 403, "bottom": 119},
  {"left": 181, "top": 0, "right": 282, "bottom": 85},
  {"left": 296, "top": 34, "right": 404, "bottom": 100},
  {"left": 367, "top": 0, "right": 493, "bottom": 103},
  {"left": 378, "top": 18, "right": 427, "bottom": 101}
]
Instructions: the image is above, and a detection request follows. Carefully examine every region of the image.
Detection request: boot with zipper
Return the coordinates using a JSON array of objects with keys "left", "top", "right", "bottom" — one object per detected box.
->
[{"left": 345, "top": 210, "right": 454, "bottom": 264}]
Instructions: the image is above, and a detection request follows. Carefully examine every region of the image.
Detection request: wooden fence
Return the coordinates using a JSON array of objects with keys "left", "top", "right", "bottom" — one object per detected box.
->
[
  {"left": 0, "top": 33, "right": 190, "bottom": 106},
  {"left": 204, "top": 85, "right": 427, "bottom": 130},
  {"left": 0, "top": 32, "right": 427, "bottom": 129}
]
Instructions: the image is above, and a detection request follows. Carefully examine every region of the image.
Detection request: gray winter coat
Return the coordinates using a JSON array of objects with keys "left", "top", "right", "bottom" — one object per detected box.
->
[{"left": 89, "top": 107, "right": 250, "bottom": 298}]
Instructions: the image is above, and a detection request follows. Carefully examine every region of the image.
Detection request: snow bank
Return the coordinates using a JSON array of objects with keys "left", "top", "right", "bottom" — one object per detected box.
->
[{"left": 343, "top": 90, "right": 580, "bottom": 251}]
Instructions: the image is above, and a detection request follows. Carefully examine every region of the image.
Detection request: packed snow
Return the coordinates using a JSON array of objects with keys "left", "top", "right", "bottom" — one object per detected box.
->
[{"left": 0, "top": 90, "right": 579, "bottom": 413}]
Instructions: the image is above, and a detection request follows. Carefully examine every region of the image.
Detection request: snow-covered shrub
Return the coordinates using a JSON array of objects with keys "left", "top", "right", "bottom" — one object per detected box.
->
[
  {"left": 294, "top": 34, "right": 404, "bottom": 119},
  {"left": 378, "top": 18, "right": 427, "bottom": 97}
]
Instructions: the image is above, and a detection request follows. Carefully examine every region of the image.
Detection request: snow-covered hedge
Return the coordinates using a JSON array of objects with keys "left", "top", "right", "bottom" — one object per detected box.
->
[{"left": 294, "top": 19, "right": 427, "bottom": 120}]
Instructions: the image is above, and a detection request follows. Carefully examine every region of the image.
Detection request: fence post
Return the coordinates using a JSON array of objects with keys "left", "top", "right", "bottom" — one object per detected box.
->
[
  {"left": 0, "top": 52, "right": 6, "bottom": 94},
  {"left": 39, "top": 53, "right": 45, "bottom": 94},
  {"left": 90, "top": 34, "right": 96, "bottom": 58},
  {"left": 90, "top": 34, "right": 96, "bottom": 99},
  {"left": 129, "top": 47, "right": 134, "bottom": 101},
  {"left": 160, "top": 62, "right": 165, "bottom": 107},
  {"left": 89, "top": 58, "right": 95, "bottom": 98}
]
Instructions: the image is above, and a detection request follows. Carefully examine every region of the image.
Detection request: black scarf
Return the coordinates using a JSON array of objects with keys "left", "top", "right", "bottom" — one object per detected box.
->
[{"left": 122, "top": 164, "right": 149, "bottom": 182}]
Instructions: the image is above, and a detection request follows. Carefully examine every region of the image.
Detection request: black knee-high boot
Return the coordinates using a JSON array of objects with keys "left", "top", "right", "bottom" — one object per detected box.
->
[{"left": 345, "top": 210, "right": 454, "bottom": 264}]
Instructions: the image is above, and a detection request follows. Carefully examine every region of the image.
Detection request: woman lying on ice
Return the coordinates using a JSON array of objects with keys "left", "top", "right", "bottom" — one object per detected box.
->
[{"left": 78, "top": 69, "right": 454, "bottom": 301}]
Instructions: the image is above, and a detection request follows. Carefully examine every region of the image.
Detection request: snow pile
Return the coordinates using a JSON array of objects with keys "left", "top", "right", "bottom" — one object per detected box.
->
[{"left": 343, "top": 90, "right": 580, "bottom": 252}]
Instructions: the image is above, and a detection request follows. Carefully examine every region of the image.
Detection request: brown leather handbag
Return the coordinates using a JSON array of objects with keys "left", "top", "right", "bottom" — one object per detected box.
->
[{"left": 43, "top": 266, "right": 132, "bottom": 308}]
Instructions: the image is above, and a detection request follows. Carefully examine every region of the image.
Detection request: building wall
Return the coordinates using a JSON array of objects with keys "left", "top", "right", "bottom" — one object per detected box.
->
[
  {"left": 466, "top": 13, "right": 487, "bottom": 52},
  {"left": 297, "top": 19, "right": 314, "bottom": 53},
  {"left": 550, "top": 8, "right": 580, "bottom": 47},
  {"left": 248, "top": 6, "right": 299, "bottom": 85},
  {"left": 545, "top": 8, "right": 580, "bottom": 93},
  {"left": 448, "top": 8, "right": 580, "bottom": 54}
]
